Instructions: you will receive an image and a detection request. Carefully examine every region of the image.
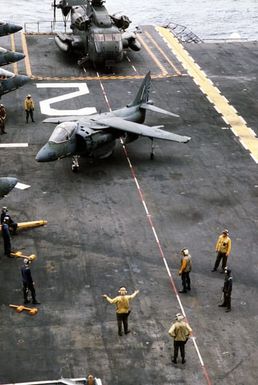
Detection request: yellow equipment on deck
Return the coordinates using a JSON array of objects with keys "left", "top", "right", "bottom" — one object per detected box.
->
[
  {"left": 9, "top": 304, "right": 38, "bottom": 315},
  {"left": 0, "top": 219, "right": 47, "bottom": 232},
  {"left": 10, "top": 251, "right": 37, "bottom": 261}
]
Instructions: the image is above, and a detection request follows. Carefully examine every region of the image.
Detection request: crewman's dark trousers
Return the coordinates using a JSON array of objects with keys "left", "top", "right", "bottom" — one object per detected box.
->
[
  {"left": 214, "top": 252, "right": 228, "bottom": 270},
  {"left": 26, "top": 110, "right": 34, "bottom": 123},
  {"left": 173, "top": 341, "right": 186, "bottom": 361},
  {"left": 3, "top": 234, "right": 11, "bottom": 257},
  {"left": 116, "top": 312, "right": 130, "bottom": 335},
  {"left": 221, "top": 292, "right": 231, "bottom": 309},
  {"left": 0, "top": 120, "right": 6, "bottom": 134},
  {"left": 23, "top": 282, "right": 36, "bottom": 302},
  {"left": 181, "top": 272, "right": 191, "bottom": 291}
]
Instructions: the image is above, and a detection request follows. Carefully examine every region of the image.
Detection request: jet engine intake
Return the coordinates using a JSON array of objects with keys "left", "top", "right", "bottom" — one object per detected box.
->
[
  {"left": 111, "top": 14, "right": 131, "bottom": 30},
  {"left": 122, "top": 32, "right": 141, "bottom": 51},
  {"left": 71, "top": 6, "right": 90, "bottom": 30}
]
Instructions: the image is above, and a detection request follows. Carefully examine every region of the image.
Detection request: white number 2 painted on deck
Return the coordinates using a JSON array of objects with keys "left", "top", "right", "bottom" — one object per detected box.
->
[{"left": 36, "top": 83, "right": 97, "bottom": 116}]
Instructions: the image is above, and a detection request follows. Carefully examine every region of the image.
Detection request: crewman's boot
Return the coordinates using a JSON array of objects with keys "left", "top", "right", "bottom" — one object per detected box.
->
[{"left": 218, "top": 303, "right": 226, "bottom": 307}]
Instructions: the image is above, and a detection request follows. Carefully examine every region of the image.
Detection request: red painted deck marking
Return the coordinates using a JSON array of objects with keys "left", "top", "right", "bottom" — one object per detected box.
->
[{"left": 98, "top": 76, "right": 212, "bottom": 385}]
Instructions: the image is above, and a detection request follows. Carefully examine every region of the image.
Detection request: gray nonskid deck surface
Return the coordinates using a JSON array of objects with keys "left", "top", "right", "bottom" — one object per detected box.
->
[{"left": 0, "top": 27, "right": 258, "bottom": 385}]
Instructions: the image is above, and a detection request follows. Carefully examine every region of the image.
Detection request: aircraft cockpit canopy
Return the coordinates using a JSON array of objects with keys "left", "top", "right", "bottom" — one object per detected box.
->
[{"left": 49, "top": 122, "right": 77, "bottom": 143}]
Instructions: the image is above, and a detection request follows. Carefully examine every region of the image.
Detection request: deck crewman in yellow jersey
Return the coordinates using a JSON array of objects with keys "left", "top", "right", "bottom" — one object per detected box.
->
[
  {"left": 169, "top": 313, "right": 192, "bottom": 364},
  {"left": 178, "top": 248, "right": 192, "bottom": 293},
  {"left": 24, "top": 94, "right": 35, "bottom": 123},
  {"left": 212, "top": 229, "right": 231, "bottom": 272},
  {"left": 103, "top": 287, "right": 139, "bottom": 336}
]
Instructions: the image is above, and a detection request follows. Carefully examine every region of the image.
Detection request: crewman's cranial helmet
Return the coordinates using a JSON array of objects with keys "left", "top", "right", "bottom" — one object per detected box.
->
[
  {"left": 222, "top": 229, "right": 229, "bottom": 235},
  {"left": 27, "top": 94, "right": 31, "bottom": 98},
  {"left": 24, "top": 258, "right": 29, "bottom": 265},
  {"left": 118, "top": 287, "right": 127, "bottom": 294},
  {"left": 181, "top": 248, "right": 189, "bottom": 256},
  {"left": 175, "top": 313, "right": 185, "bottom": 321},
  {"left": 87, "top": 374, "right": 94, "bottom": 385},
  {"left": 2, "top": 206, "right": 7, "bottom": 211}
]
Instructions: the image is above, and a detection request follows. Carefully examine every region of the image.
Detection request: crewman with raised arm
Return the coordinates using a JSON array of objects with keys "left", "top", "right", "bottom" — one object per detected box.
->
[{"left": 103, "top": 287, "right": 139, "bottom": 336}]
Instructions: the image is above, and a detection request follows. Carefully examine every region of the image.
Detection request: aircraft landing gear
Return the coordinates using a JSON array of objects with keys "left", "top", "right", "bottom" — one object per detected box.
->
[
  {"left": 72, "top": 155, "right": 80, "bottom": 172},
  {"left": 150, "top": 138, "right": 155, "bottom": 160}
]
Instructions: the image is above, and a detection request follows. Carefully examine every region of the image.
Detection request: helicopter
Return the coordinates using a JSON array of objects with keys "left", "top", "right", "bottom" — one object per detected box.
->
[{"left": 53, "top": 0, "right": 141, "bottom": 68}]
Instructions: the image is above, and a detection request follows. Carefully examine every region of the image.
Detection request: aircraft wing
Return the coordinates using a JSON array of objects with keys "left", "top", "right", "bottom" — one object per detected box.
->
[
  {"left": 43, "top": 116, "right": 79, "bottom": 124},
  {"left": 96, "top": 116, "right": 191, "bottom": 143},
  {"left": 140, "top": 103, "right": 180, "bottom": 118}
]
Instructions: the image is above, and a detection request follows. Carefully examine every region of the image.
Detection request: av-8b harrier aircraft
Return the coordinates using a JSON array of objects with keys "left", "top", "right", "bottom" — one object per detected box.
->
[
  {"left": 0, "top": 21, "right": 29, "bottom": 97},
  {"left": 36, "top": 72, "right": 191, "bottom": 172},
  {"left": 0, "top": 21, "right": 25, "bottom": 66}
]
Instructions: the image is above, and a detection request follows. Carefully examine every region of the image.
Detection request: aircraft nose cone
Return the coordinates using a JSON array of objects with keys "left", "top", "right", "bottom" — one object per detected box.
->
[
  {"left": 36, "top": 143, "right": 58, "bottom": 162},
  {"left": 11, "top": 51, "right": 25, "bottom": 63},
  {"left": 4, "top": 51, "right": 25, "bottom": 65},
  {"left": 8, "top": 23, "right": 23, "bottom": 35},
  {"left": 16, "top": 74, "right": 30, "bottom": 87},
  {"left": 0, "top": 177, "right": 17, "bottom": 197}
]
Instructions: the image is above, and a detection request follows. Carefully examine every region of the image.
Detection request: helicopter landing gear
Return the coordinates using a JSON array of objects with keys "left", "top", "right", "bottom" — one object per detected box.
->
[
  {"left": 72, "top": 155, "right": 80, "bottom": 172},
  {"left": 150, "top": 138, "right": 155, "bottom": 160},
  {"left": 78, "top": 56, "right": 88, "bottom": 67}
]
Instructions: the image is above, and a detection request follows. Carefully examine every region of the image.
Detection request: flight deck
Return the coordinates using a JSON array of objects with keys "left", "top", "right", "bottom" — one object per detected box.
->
[{"left": 0, "top": 25, "right": 258, "bottom": 385}]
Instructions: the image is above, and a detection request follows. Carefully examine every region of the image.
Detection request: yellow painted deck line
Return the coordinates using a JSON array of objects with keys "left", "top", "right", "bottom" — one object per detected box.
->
[
  {"left": 20, "top": 32, "right": 32, "bottom": 78},
  {"left": 10, "top": 34, "right": 18, "bottom": 75},
  {"left": 137, "top": 33, "right": 168, "bottom": 76},
  {"left": 157, "top": 26, "right": 258, "bottom": 163},
  {"left": 32, "top": 73, "right": 178, "bottom": 81},
  {"left": 144, "top": 31, "right": 182, "bottom": 75}
]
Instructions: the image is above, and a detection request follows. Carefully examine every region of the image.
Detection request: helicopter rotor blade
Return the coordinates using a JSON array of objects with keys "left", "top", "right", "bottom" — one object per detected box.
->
[{"left": 53, "top": 0, "right": 56, "bottom": 22}]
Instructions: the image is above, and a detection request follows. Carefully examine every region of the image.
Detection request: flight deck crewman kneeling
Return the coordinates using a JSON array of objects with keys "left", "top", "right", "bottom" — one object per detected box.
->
[{"left": 103, "top": 287, "right": 139, "bottom": 336}]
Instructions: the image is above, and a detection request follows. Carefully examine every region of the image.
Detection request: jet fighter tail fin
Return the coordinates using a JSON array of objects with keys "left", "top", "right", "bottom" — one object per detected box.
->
[{"left": 128, "top": 71, "right": 151, "bottom": 107}]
